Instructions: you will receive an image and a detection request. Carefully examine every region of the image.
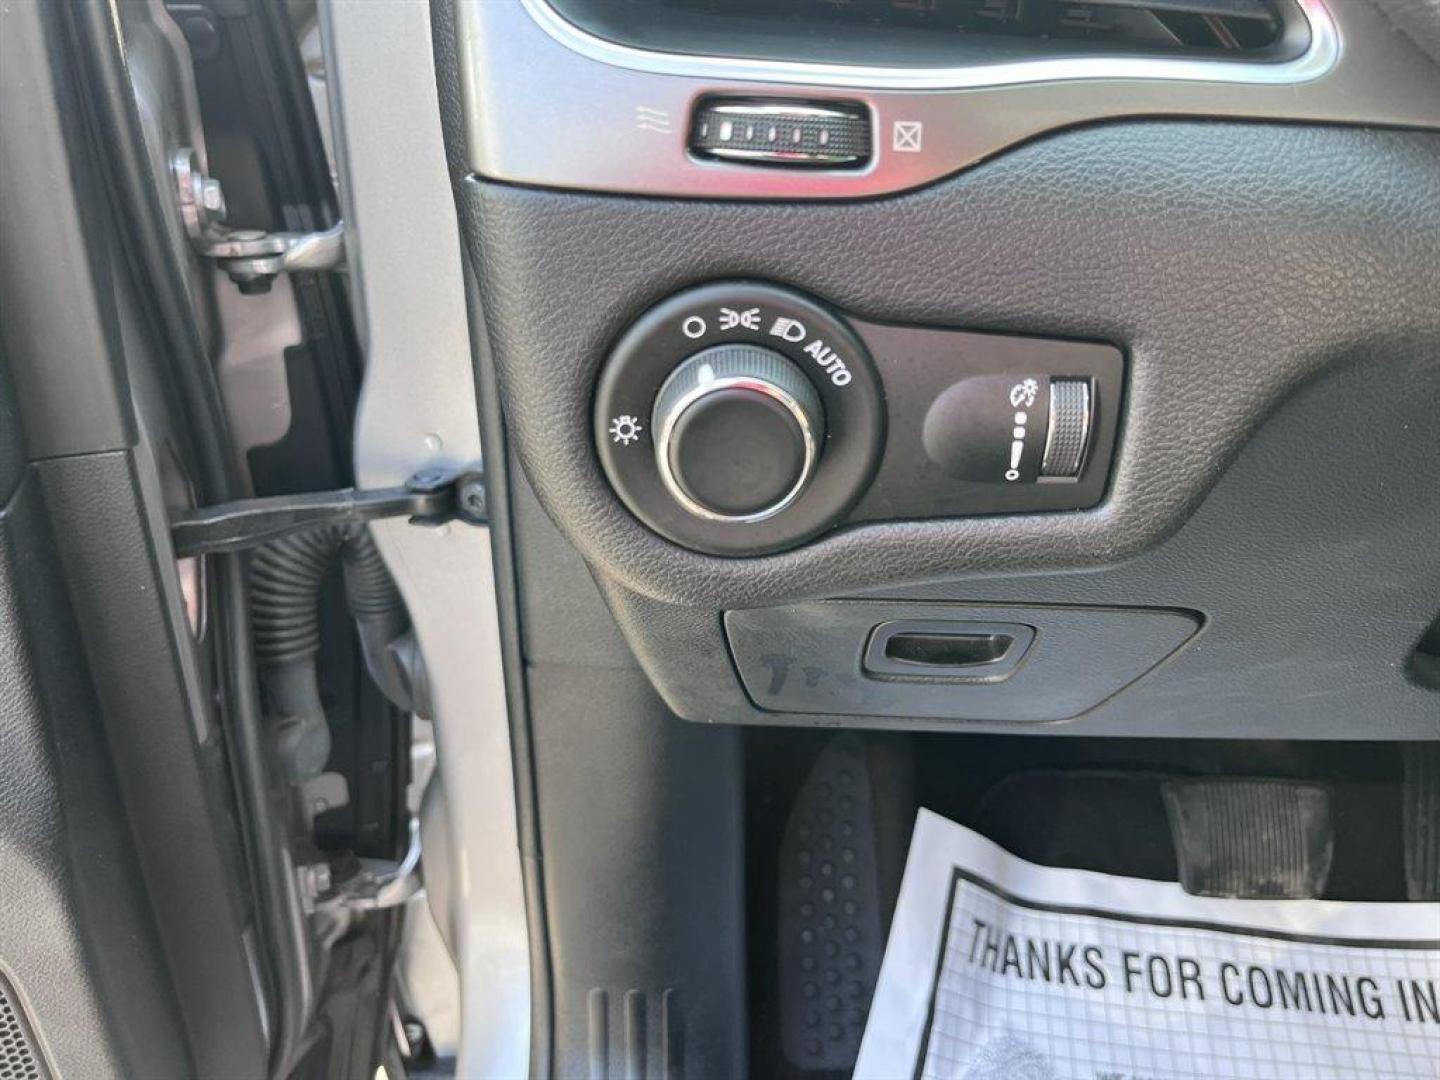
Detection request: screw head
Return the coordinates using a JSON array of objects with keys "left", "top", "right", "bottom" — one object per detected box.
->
[
  {"left": 458, "top": 478, "right": 487, "bottom": 520},
  {"left": 200, "top": 177, "right": 227, "bottom": 217}
]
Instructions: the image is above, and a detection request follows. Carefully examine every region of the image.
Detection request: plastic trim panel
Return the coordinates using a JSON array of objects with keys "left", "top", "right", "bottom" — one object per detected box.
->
[
  {"left": 463, "top": 119, "right": 1440, "bottom": 740},
  {"left": 454, "top": 0, "right": 1440, "bottom": 199}
]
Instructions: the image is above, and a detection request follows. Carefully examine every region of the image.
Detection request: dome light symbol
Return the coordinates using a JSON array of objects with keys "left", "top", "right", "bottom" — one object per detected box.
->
[
  {"left": 609, "top": 414, "right": 643, "bottom": 445},
  {"left": 1009, "top": 378, "right": 1040, "bottom": 409}
]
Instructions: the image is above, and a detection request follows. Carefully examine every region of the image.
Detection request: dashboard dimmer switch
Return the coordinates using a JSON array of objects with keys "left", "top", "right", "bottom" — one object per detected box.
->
[
  {"left": 690, "top": 99, "right": 871, "bottom": 168},
  {"left": 921, "top": 372, "right": 1097, "bottom": 488},
  {"left": 1040, "top": 378, "right": 1093, "bottom": 479}
]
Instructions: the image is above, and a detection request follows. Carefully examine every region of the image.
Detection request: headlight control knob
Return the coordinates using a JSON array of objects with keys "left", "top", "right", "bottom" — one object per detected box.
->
[
  {"left": 652, "top": 343, "right": 825, "bottom": 522},
  {"left": 594, "top": 281, "right": 883, "bottom": 556}
]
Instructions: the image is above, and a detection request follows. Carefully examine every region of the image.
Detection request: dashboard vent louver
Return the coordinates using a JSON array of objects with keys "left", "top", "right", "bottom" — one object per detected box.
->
[
  {"left": 661, "top": 0, "right": 1290, "bottom": 57},
  {"left": 1045, "top": 0, "right": 1283, "bottom": 52}
]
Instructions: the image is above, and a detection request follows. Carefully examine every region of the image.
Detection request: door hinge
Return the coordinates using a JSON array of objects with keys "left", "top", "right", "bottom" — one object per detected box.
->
[
  {"left": 173, "top": 147, "right": 346, "bottom": 292},
  {"left": 302, "top": 818, "right": 423, "bottom": 919},
  {"left": 170, "top": 467, "right": 488, "bottom": 558}
]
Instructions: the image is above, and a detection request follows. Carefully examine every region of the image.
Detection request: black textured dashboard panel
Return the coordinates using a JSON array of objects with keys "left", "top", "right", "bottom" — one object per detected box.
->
[
  {"left": 467, "top": 121, "right": 1440, "bottom": 608},
  {"left": 464, "top": 120, "right": 1440, "bottom": 737}
]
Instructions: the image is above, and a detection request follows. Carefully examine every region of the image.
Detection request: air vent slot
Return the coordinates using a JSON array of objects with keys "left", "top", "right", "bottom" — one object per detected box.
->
[
  {"left": 1048, "top": 0, "right": 1283, "bottom": 52},
  {"left": 541, "top": 0, "right": 1308, "bottom": 69},
  {"left": 806, "top": 0, "right": 1283, "bottom": 51}
]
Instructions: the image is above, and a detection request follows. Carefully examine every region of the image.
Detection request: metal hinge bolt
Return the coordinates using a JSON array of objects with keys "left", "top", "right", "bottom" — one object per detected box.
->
[{"left": 173, "top": 147, "right": 345, "bottom": 294}]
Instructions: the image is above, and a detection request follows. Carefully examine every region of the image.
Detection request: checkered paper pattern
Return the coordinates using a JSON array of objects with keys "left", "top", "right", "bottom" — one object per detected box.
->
[
  {"left": 920, "top": 876, "right": 1439, "bottom": 1080},
  {"left": 855, "top": 811, "right": 1440, "bottom": 1080}
]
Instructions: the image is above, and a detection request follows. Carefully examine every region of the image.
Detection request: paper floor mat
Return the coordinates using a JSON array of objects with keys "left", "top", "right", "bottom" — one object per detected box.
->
[{"left": 855, "top": 810, "right": 1440, "bottom": 1080}]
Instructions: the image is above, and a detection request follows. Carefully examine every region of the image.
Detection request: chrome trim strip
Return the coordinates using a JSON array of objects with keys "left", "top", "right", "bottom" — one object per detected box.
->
[
  {"left": 655, "top": 375, "right": 819, "bottom": 525},
  {"left": 459, "top": 0, "right": 1440, "bottom": 201},
  {"left": 519, "top": 0, "right": 1339, "bottom": 91}
]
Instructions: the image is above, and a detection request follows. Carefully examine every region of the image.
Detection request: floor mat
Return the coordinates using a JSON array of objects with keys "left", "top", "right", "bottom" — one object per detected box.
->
[
  {"left": 970, "top": 765, "right": 1399, "bottom": 901},
  {"left": 856, "top": 809, "right": 1440, "bottom": 1080},
  {"left": 973, "top": 769, "right": 1180, "bottom": 882}
]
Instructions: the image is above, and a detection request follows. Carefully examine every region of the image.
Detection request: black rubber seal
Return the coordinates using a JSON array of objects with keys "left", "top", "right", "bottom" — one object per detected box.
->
[{"left": 62, "top": 5, "right": 312, "bottom": 1074}]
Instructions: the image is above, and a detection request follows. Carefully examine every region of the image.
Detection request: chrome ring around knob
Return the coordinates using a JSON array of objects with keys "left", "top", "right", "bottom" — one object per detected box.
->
[{"left": 653, "top": 345, "right": 825, "bottom": 524}]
